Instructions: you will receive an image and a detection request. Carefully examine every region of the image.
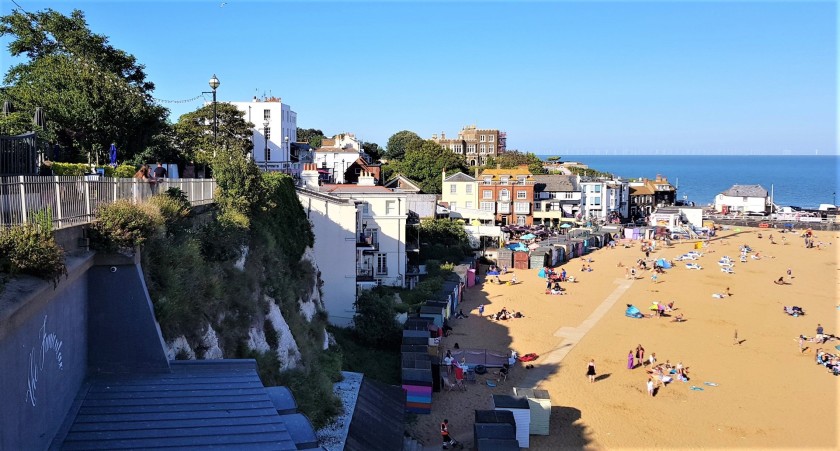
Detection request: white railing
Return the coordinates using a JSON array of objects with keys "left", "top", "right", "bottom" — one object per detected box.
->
[{"left": 0, "top": 176, "right": 217, "bottom": 230}]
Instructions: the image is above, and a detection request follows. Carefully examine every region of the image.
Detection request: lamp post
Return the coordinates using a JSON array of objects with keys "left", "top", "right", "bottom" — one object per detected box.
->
[
  {"left": 208, "top": 75, "right": 220, "bottom": 145},
  {"left": 263, "top": 119, "right": 270, "bottom": 172}
]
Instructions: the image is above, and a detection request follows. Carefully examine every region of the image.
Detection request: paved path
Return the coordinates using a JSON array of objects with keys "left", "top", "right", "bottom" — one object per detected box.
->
[{"left": 519, "top": 278, "right": 634, "bottom": 388}]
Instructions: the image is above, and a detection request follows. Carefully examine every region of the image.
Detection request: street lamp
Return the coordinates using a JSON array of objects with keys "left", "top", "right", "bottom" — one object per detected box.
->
[
  {"left": 263, "top": 119, "right": 270, "bottom": 172},
  {"left": 208, "top": 75, "right": 219, "bottom": 144}
]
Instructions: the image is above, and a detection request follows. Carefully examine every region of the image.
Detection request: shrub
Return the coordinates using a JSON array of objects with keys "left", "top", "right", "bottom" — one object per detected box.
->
[
  {"left": 51, "top": 163, "right": 115, "bottom": 177},
  {"left": 89, "top": 199, "right": 163, "bottom": 252},
  {"left": 0, "top": 224, "right": 66, "bottom": 287},
  {"left": 148, "top": 193, "right": 191, "bottom": 236},
  {"left": 197, "top": 214, "right": 247, "bottom": 262},
  {"left": 29, "top": 207, "right": 54, "bottom": 234},
  {"left": 113, "top": 164, "right": 137, "bottom": 178},
  {"left": 352, "top": 290, "right": 401, "bottom": 348}
]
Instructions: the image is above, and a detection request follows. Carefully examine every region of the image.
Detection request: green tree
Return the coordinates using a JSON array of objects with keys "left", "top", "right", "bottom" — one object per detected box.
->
[
  {"left": 173, "top": 102, "right": 254, "bottom": 167},
  {"left": 296, "top": 127, "right": 325, "bottom": 148},
  {"left": 546, "top": 155, "right": 562, "bottom": 162},
  {"left": 0, "top": 9, "right": 169, "bottom": 163},
  {"left": 418, "top": 219, "right": 472, "bottom": 262},
  {"left": 484, "top": 150, "right": 546, "bottom": 175},
  {"left": 389, "top": 139, "right": 467, "bottom": 194},
  {"left": 352, "top": 290, "right": 400, "bottom": 348},
  {"left": 361, "top": 141, "right": 383, "bottom": 161},
  {"left": 385, "top": 130, "right": 422, "bottom": 160}
]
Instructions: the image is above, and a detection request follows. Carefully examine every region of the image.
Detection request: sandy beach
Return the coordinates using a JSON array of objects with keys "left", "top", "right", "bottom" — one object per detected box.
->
[{"left": 409, "top": 227, "right": 839, "bottom": 449}]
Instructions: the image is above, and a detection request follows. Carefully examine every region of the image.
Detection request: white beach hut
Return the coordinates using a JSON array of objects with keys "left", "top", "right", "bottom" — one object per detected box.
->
[
  {"left": 492, "top": 394, "right": 531, "bottom": 448},
  {"left": 513, "top": 387, "right": 552, "bottom": 435}
]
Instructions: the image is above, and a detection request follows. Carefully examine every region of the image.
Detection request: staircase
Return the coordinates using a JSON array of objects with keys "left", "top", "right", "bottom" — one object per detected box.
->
[{"left": 402, "top": 434, "right": 424, "bottom": 451}]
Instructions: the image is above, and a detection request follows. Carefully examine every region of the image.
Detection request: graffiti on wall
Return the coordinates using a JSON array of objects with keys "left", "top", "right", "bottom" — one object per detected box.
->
[{"left": 25, "top": 315, "right": 64, "bottom": 407}]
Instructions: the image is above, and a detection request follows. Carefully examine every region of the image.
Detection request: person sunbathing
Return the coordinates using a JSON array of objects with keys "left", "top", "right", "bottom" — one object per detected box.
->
[{"left": 774, "top": 277, "right": 786, "bottom": 285}]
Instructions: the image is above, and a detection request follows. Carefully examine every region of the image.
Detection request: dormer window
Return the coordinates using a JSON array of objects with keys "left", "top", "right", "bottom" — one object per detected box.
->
[
  {"left": 484, "top": 176, "right": 492, "bottom": 185},
  {"left": 500, "top": 176, "right": 509, "bottom": 185},
  {"left": 517, "top": 176, "right": 526, "bottom": 185}
]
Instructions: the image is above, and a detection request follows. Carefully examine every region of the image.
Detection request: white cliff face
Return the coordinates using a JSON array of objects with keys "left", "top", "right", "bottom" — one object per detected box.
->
[
  {"left": 266, "top": 297, "right": 301, "bottom": 370},
  {"left": 166, "top": 336, "right": 195, "bottom": 360},
  {"left": 247, "top": 324, "right": 270, "bottom": 353},
  {"left": 298, "top": 247, "right": 325, "bottom": 322},
  {"left": 234, "top": 245, "right": 249, "bottom": 271},
  {"left": 202, "top": 326, "right": 225, "bottom": 359}
]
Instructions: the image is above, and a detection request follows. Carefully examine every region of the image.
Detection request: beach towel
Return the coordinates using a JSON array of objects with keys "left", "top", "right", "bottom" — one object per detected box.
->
[
  {"left": 486, "top": 380, "right": 497, "bottom": 387},
  {"left": 690, "top": 386, "right": 704, "bottom": 391},
  {"left": 704, "top": 382, "right": 719, "bottom": 387}
]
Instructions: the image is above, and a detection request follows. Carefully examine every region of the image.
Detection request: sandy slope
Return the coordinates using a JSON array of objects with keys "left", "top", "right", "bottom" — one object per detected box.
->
[{"left": 410, "top": 227, "right": 839, "bottom": 450}]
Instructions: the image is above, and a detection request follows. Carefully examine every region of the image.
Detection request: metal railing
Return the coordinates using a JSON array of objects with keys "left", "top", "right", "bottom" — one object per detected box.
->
[{"left": 0, "top": 176, "right": 217, "bottom": 230}]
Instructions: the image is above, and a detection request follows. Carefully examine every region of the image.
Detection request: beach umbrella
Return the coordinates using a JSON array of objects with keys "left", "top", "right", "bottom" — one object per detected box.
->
[
  {"left": 521, "top": 233, "right": 536, "bottom": 240},
  {"left": 560, "top": 223, "right": 572, "bottom": 228},
  {"left": 33, "top": 107, "right": 46, "bottom": 130},
  {"left": 109, "top": 143, "right": 118, "bottom": 167}
]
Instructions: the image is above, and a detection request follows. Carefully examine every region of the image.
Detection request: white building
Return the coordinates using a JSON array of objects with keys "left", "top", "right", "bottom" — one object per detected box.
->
[
  {"left": 580, "top": 179, "right": 630, "bottom": 222},
  {"left": 714, "top": 184, "right": 769, "bottom": 214},
  {"left": 532, "top": 174, "right": 582, "bottom": 226},
  {"left": 296, "top": 165, "right": 408, "bottom": 325},
  {"left": 229, "top": 96, "right": 298, "bottom": 175},
  {"left": 314, "top": 133, "right": 364, "bottom": 184}
]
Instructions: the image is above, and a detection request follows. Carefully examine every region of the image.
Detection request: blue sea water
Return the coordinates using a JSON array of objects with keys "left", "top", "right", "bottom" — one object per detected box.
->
[{"left": 537, "top": 155, "right": 840, "bottom": 209}]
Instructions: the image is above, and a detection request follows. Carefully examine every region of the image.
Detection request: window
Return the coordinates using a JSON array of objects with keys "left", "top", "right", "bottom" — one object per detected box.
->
[
  {"left": 480, "top": 135, "right": 486, "bottom": 142},
  {"left": 534, "top": 202, "right": 541, "bottom": 211},
  {"left": 497, "top": 202, "right": 511, "bottom": 214},
  {"left": 483, "top": 190, "right": 493, "bottom": 199},
  {"left": 516, "top": 190, "right": 527, "bottom": 199},
  {"left": 593, "top": 196, "right": 601, "bottom": 206},
  {"left": 386, "top": 200, "right": 396, "bottom": 215},
  {"left": 499, "top": 189, "right": 510, "bottom": 201},
  {"left": 466, "top": 184, "right": 473, "bottom": 194},
  {"left": 517, "top": 216, "right": 526, "bottom": 226},
  {"left": 500, "top": 176, "right": 509, "bottom": 185},
  {"left": 517, "top": 176, "right": 526, "bottom": 185},
  {"left": 480, "top": 144, "right": 486, "bottom": 153},
  {"left": 265, "top": 127, "right": 271, "bottom": 140},
  {"left": 488, "top": 144, "right": 495, "bottom": 153},
  {"left": 468, "top": 144, "right": 476, "bottom": 154},
  {"left": 489, "top": 134, "right": 495, "bottom": 142},
  {"left": 264, "top": 109, "right": 270, "bottom": 120},
  {"left": 483, "top": 177, "right": 492, "bottom": 185},
  {"left": 362, "top": 203, "right": 370, "bottom": 215},
  {"left": 376, "top": 254, "right": 387, "bottom": 275},
  {"left": 594, "top": 185, "right": 601, "bottom": 193},
  {"left": 480, "top": 201, "right": 495, "bottom": 212},
  {"left": 450, "top": 202, "right": 457, "bottom": 210},
  {"left": 465, "top": 201, "right": 473, "bottom": 209},
  {"left": 369, "top": 228, "right": 379, "bottom": 245},
  {"left": 450, "top": 184, "right": 457, "bottom": 194},
  {"left": 514, "top": 202, "right": 530, "bottom": 214}
]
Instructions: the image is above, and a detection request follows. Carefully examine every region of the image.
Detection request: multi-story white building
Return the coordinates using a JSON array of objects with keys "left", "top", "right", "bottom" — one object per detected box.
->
[
  {"left": 580, "top": 179, "right": 630, "bottom": 222},
  {"left": 314, "top": 134, "right": 366, "bottom": 184},
  {"left": 229, "top": 96, "right": 298, "bottom": 175},
  {"left": 532, "top": 174, "right": 582, "bottom": 226},
  {"left": 296, "top": 165, "right": 408, "bottom": 325}
]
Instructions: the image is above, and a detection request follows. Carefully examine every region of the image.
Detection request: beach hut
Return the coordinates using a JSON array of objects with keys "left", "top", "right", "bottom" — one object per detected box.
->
[
  {"left": 512, "top": 388, "right": 551, "bottom": 436},
  {"left": 513, "top": 251, "right": 529, "bottom": 270},
  {"left": 529, "top": 247, "right": 551, "bottom": 269},
  {"left": 496, "top": 248, "right": 513, "bottom": 268},
  {"left": 402, "top": 354, "right": 432, "bottom": 414},
  {"left": 492, "top": 395, "right": 531, "bottom": 447},
  {"left": 474, "top": 410, "right": 518, "bottom": 451},
  {"left": 426, "top": 300, "right": 451, "bottom": 320},
  {"left": 419, "top": 305, "right": 445, "bottom": 328}
]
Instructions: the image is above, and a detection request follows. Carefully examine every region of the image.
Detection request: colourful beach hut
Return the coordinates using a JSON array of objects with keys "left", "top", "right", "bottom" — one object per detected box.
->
[{"left": 492, "top": 395, "right": 531, "bottom": 448}]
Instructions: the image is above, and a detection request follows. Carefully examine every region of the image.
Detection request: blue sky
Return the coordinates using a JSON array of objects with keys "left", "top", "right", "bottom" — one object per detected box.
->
[{"left": 1, "top": 1, "right": 837, "bottom": 155}]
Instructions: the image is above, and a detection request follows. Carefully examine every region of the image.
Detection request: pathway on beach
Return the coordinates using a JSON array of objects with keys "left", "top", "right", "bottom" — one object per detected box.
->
[{"left": 520, "top": 278, "right": 633, "bottom": 388}]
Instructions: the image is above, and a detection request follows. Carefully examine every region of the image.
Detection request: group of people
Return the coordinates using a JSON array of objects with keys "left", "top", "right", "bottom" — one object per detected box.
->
[
  {"left": 490, "top": 307, "right": 524, "bottom": 321},
  {"left": 133, "top": 162, "right": 170, "bottom": 182}
]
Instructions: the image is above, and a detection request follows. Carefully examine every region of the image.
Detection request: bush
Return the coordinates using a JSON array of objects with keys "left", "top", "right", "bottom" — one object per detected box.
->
[
  {"left": 113, "top": 163, "right": 137, "bottom": 178},
  {"left": 352, "top": 290, "right": 400, "bottom": 348},
  {"left": 197, "top": 214, "right": 247, "bottom": 262},
  {"left": 0, "top": 224, "right": 66, "bottom": 287},
  {"left": 51, "top": 163, "right": 115, "bottom": 177},
  {"left": 89, "top": 199, "right": 163, "bottom": 252},
  {"left": 148, "top": 193, "right": 191, "bottom": 236}
]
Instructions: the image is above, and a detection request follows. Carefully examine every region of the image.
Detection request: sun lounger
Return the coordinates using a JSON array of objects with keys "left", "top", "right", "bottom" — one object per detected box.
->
[{"left": 685, "top": 263, "right": 702, "bottom": 270}]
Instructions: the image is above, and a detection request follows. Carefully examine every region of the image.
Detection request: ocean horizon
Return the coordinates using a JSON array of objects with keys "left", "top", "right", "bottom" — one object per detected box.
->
[{"left": 536, "top": 154, "right": 839, "bottom": 209}]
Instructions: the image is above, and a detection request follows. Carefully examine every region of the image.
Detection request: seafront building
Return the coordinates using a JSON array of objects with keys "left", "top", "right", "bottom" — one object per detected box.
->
[
  {"left": 714, "top": 184, "right": 770, "bottom": 214},
  {"left": 579, "top": 179, "right": 630, "bottom": 222},
  {"left": 228, "top": 96, "right": 298, "bottom": 175},
  {"left": 431, "top": 125, "right": 506, "bottom": 167},
  {"left": 629, "top": 175, "right": 677, "bottom": 220},
  {"left": 476, "top": 165, "right": 535, "bottom": 226},
  {"left": 297, "top": 164, "right": 410, "bottom": 326},
  {"left": 532, "top": 174, "right": 582, "bottom": 226}
]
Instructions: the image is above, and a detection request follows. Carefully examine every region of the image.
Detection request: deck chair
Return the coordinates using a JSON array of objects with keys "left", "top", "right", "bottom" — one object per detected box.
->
[
  {"left": 495, "top": 364, "right": 510, "bottom": 383},
  {"left": 442, "top": 376, "right": 456, "bottom": 392}
]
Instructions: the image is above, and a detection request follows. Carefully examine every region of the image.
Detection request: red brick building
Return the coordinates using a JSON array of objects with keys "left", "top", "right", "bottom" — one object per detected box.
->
[{"left": 477, "top": 165, "right": 535, "bottom": 226}]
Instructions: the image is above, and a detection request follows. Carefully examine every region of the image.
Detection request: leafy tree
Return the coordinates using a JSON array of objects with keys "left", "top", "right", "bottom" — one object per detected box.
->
[
  {"left": 352, "top": 290, "right": 400, "bottom": 348},
  {"left": 361, "top": 141, "right": 383, "bottom": 161},
  {"left": 385, "top": 130, "right": 422, "bottom": 160},
  {"left": 297, "top": 127, "right": 325, "bottom": 148},
  {"left": 388, "top": 139, "right": 467, "bottom": 194},
  {"left": 173, "top": 102, "right": 254, "bottom": 167},
  {"left": 418, "top": 219, "right": 472, "bottom": 263},
  {"left": 546, "top": 155, "right": 561, "bottom": 162},
  {"left": 484, "top": 150, "right": 546, "bottom": 175},
  {"left": 0, "top": 9, "right": 169, "bottom": 163}
]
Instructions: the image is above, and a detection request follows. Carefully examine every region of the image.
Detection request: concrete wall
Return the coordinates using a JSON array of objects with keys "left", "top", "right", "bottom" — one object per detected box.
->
[
  {"left": 0, "top": 255, "right": 93, "bottom": 451},
  {"left": 297, "top": 189, "right": 359, "bottom": 326}
]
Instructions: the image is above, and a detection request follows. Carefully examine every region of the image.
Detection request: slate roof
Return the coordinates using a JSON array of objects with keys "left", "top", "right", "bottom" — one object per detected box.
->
[
  {"left": 57, "top": 360, "right": 300, "bottom": 450},
  {"left": 533, "top": 174, "right": 576, "bottom": 193},
  {"left": 444, "top": 171, "right": 476, "bottom": 183},
  {"left": 720, "top": 184, "right": 768, "bottom": 198},
  {"left": 383, "top": 174, "right": 422, "bottom": 193},
  {"left": 344, "top": 378, "right": 406, "bottom": 451}
]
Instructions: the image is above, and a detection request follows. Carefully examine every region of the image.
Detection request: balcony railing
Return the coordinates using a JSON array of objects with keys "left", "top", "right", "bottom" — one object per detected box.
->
[
  {"left": 0, "top": 175, "right": 216, "bottom": 229},
  {"left": 356, "top": 232, "right": 379, "bottom": 250}
]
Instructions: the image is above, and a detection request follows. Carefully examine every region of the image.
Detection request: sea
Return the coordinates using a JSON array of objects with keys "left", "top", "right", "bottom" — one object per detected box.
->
[{"left": 536, "top": 155, "right": 840, "bottom": 209}]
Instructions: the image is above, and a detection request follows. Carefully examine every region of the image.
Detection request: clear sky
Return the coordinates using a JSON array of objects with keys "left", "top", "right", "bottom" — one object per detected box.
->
[{"left": 1, "top": 1, "right": 837, "bottom": 155}]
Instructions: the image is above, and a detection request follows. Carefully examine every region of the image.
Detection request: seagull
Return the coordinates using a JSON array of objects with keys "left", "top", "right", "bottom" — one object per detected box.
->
[{"left": 220, "top": 2, "right": 227, "bottom": 7}]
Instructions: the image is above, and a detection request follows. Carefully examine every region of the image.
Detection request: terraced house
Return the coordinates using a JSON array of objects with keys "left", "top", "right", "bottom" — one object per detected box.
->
[{"left": 477, "top": 165, "right": 535, "bottom": 226}]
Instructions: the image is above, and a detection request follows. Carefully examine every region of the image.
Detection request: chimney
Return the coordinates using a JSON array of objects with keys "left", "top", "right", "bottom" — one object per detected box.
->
[
  {"left": 441, "top": 132, "right": 446, "bottom": 140},
  {"left": 301, "top": 163, "right": 320, "bottom": 190},
  {"left": 474, "top": 167, "right": 479, "bottom": 178},
  {"left": 358, "top": 170, "right": 375, "bottom": 187},
  {"left": 253, "top": 96, "right": 258, "bottom": 102},
  {"left": 442, "top": 168, "right": 447, "bottom": 181}
]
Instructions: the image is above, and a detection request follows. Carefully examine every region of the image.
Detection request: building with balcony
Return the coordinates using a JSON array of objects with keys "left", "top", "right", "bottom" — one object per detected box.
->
[
  {"left": 476, "top": 165, "right": 535, "bottom": 226},
  {"left": 629, "top": 175, "right": 677, "bottom": 220},
  {"left": 431, "top": 125, "right": 506, "bottom": 167},
  {"left": 532, "top": 174, "right": 582, "bottom": 226},
  {"left": 296, "top": 165, "right": 408, "bottom": 325},
  {"left": 228, "top": 96, "right": 298, "bottom": 175},
  {"left": 580, "top": 179, "right": 630, "bottom": 223},
  {"left": 440, "top": 170, "right": 494, "bottom": 224}
]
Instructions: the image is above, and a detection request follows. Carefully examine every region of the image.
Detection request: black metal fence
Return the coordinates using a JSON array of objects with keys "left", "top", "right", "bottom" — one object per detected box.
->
[{"left": 0, "top": 133, "right": 51, "bottom": 176}]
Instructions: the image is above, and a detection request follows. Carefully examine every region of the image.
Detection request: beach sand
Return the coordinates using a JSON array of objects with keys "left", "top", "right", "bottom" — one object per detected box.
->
[{"left": 409, "top": 227, "right": 839, "bottom": 449}]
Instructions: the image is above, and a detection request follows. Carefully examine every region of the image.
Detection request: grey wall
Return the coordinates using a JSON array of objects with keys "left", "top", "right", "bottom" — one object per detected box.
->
[
  {"left": 87, "top": 256, "right": 169, "bottom": 374},
  {"left": 0, "top": 257, "right": 91, "bottom": 451}
]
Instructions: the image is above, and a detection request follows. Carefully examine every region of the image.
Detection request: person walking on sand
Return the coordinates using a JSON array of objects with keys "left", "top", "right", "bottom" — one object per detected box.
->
[
  {"left": 734, "top": 329, "right": 739, "bottom": 345},
  {"left": 647, "top": 377, "right": 655, "bottom": 396},
  {"left": 627, "top": 350, "right": 635, "bottom": 369},
  {"left": 478, "top": 304, "right": 485, "bottom": 317},
  {"left": 636, "top": 344, "right": 645, "bottom": 367},
  {"left": 587, "top": 359, "right": 596, "bottom": 383}
]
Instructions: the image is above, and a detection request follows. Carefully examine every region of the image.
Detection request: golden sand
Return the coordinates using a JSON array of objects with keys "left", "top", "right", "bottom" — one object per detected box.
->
[{"left": 410, "top": 227, "right": 839, "bottom": 449}]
